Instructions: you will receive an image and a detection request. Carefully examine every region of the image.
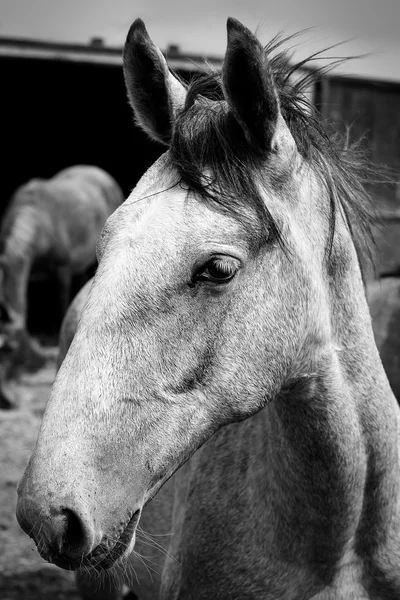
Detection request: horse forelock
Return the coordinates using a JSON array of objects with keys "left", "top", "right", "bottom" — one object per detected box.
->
[{"left": 169, "top": 36, "right": 380, "bottom": 272}]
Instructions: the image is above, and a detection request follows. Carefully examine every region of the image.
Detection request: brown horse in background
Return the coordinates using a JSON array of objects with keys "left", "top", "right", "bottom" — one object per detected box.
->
[{"left": 0, "top": 165, "right": 123, "bottom": 408}]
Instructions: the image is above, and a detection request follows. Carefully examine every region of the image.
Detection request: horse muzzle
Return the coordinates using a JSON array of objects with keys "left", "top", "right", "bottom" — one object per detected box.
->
[{"left": 16, "top": 491, "right": 141, "bottom": 571}]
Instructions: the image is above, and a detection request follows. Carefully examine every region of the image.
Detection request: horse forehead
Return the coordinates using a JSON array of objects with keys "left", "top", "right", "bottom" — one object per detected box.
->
[
  {"left": 102, "top": 152, "right": 256, "bottom": 254},
  {"left": 110, "top": 189, "right": 186, "bottom": 245},
  {"left": 110, "top": 188, "right": 249, "bottom": 255}
]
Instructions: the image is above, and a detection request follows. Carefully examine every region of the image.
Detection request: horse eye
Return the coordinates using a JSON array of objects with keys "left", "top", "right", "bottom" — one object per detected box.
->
[{"left": 196, "top": 257, "right": 239, "bottom": 284}]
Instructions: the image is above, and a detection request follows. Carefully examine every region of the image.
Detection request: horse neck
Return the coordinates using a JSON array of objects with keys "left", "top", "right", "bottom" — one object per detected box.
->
[
  {"left": 265, "top": 231, "right": 400, "bottom": 563},
  {"left": 163, "top": 220, "right": 400, "bottom": 594}
]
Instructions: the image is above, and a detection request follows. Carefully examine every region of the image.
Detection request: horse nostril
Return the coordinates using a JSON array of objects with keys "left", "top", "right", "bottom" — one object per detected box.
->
[
  {"left": 43, "top": 508, "right": 92, "bottom": 560},
  {"left": 66, "top": 509, "right": 86, "bottom": 549},
  {"left": 17, "top": 495, "right": 97, "bottom": 569}
]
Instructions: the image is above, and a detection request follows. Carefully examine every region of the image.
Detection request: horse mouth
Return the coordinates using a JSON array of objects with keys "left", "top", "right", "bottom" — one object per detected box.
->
[{"left": 49, "top": 510, "right": 141, "bottom": 571}]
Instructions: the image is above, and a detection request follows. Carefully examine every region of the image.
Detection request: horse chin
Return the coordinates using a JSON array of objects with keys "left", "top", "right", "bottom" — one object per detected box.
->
[{"left": 86, "top": 509, "right": 140, "bottom": 572}]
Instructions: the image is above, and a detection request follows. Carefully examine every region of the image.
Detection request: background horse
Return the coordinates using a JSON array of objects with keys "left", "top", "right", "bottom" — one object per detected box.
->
[
  {"left": 0, "top": 165, "right": 123, "bottom": 408},
  {"left": 57, "top": 278, "right": 94, "bottom": 370},
  {"left": 17, "top": 17, "right": 400, "bottom": 600}
]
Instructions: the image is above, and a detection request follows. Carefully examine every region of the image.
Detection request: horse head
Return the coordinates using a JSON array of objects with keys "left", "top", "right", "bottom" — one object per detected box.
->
[{"left": 17, "top": 18, "right": 383, "bottom": 575}]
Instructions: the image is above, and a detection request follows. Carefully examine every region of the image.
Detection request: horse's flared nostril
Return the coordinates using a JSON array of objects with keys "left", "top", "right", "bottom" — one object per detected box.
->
[
  {"left": 17, "top": 499, "right": 96, "bottom": 567},
  {"left": 43, "top": 509, "right": 90, "bottom": 558}
]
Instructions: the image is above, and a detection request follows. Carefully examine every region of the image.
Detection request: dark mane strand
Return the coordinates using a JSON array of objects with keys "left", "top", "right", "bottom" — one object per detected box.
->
[{"left": 169, "top": 35, "right": 381, "bottom": 268}]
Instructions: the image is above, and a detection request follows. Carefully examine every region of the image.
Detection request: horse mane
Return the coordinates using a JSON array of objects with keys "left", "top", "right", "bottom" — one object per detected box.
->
[{"left": 169, "top": 34, "right": 380, "bottom": 268}]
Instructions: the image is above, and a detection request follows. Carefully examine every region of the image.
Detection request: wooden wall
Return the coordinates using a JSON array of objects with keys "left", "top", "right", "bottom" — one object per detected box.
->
[{"left": 316, "top": 76, "right": 400, "bottom": 276}]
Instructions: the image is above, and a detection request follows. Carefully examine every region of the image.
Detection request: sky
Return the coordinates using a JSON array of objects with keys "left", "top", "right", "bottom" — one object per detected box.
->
[{"left": 1, "top": 0, "right": 400, "bottom": 82}]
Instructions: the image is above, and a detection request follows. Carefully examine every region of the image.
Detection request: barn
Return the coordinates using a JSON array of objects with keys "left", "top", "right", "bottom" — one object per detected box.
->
[
  {"left": 316, "top": 74, "right": 400, "bottom": 275},
  {"left": 1, "top": 35, "right": 399, "bottom": 334},
  {"left": 0, "top": 36, "right": 223, "bottom": 206}
]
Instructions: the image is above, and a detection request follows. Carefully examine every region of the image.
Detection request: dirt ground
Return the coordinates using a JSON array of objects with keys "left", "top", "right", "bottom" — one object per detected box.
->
[{"left": 0, "top": 351, "right": 81, "bottom": 600}]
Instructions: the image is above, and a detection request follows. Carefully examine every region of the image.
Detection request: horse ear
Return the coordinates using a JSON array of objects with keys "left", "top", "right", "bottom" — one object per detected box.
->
[
  {"left": 222, "top": 18, "right": 282, "bottom": 152},
  {"left": 123, "top": 18, "right": 187, "bottom": 146}
]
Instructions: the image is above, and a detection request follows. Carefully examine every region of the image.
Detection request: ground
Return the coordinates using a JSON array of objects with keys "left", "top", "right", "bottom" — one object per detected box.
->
[{"left": 0, "top": 352, "right": 81, "bottom": 600}]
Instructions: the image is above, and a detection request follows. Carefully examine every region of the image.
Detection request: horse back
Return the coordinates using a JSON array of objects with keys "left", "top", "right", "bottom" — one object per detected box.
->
[
  {"left": 54, "top": 165, "right": 124, "bottom": 215},
  {"left": 3, "top": 166, "right": 124, "bottom": 273}
]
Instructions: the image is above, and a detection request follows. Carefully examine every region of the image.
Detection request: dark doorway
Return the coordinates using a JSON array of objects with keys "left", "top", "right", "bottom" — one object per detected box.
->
[{"left": 1, "top": 55, "right": 164, "bottom": 337}]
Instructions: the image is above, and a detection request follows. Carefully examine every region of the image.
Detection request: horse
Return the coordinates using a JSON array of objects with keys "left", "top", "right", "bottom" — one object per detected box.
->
[
  {"left": 0, "top": 165, "right": 123, "bottom": 408},
  {"left": 16, "top": 17, "right": 400, "bottom": 600}
]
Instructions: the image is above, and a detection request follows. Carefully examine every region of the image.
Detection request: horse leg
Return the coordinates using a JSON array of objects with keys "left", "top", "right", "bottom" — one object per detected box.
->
[
  {"left": 14, "top": 329, "right": 47, "bottom": 376},
  {"left": 0, "top": 383, "right": 15, "bottom": 409},
  {"left": 75, "top": 570, "right": 127, "bottom": 600},
  {"left": 56, "top": 266, "right": 72, "bottom": 321},
  {"left": 0, "top": 355, "right": 17, "bottom": 409}
]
